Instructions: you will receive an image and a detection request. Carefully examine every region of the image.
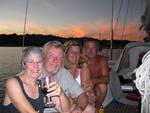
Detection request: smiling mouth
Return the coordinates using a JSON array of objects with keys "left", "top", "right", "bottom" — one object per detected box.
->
[
  {"left": 32, "top": 70, "right": 40, "bottom": 73},
  {"left": 51, "top": 64, "right": 59, "bottom": 67}
]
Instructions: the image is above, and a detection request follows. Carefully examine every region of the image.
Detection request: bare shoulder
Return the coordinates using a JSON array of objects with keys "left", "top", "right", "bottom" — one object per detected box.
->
[
  {"left": 82, "top": 63, "right": 88, "bottom": 68},
  {"left": 5, "top": 76, "right": 25, "bottom": 102},
  {"left": 6, "top": 77, "right": 20, "bottom": 89},
  {"left": 6, "top": 77, "right": 18, "bottom": 84},
  {"left": 81, "top": 63, "right": 89, "bottom": 73}
]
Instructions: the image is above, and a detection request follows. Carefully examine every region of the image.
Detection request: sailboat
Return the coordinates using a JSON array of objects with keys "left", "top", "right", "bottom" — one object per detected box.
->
[{"left": 0, "top": 0, "right": 149, "bottom": 113}]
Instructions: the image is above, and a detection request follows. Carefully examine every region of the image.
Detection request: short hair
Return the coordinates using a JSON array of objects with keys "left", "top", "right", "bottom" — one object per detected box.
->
[
  {"left": 84, "top": 38, "right": 100, "bottom": 51},
  {"left": 43, "top": 40, "right": 63, "bottom": 53},
  {"left": 84, "top": 38, "right": 99, "bottom": 46},
  {"left": 21, "top": 46, "right": 44, "bottom": 69}
]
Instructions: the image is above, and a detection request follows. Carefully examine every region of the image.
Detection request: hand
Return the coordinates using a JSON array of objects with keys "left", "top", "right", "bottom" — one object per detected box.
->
[
  {"left": 88, "top": 79, "right": 94, "bottom": 89},
  {"left": 83, "top": 80, "right": 94, "bottom": 92},
  {"left": 46, "top": 81, "right": 63, "bottom": 97}
]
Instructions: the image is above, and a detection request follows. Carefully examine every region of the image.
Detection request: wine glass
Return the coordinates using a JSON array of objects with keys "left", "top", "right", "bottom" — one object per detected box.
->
[{"left": 40, "top": 76, "right": 55, "bottom": 108}]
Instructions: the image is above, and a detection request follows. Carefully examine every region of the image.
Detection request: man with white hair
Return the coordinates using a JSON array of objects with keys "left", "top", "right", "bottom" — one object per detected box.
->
[{"left": 39, "top": 41, "right": 88, "bottom": 113}]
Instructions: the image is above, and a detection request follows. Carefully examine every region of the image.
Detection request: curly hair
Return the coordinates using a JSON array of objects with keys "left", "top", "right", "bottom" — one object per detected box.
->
[{"left": 63, "top": 40, "right": 88, "bottom": 69}]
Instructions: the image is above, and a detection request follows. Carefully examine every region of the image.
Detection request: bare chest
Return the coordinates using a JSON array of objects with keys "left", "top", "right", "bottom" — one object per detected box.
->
[{"left": 88, "top": 60, "right": 102, "bottom": 78}]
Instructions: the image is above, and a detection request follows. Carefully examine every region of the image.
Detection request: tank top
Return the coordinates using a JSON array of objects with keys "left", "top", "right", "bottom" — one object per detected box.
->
[
  {"left": 2, "top": 76, "right": 44, "bottom": 113},
  {"left": 75, "top": 69, "right": 81, "bottom": 85}
]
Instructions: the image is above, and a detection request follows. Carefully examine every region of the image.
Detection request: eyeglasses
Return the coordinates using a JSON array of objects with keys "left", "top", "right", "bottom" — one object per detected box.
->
[{"left": 25, "top": 60, "right": 43, "bottom": 65}]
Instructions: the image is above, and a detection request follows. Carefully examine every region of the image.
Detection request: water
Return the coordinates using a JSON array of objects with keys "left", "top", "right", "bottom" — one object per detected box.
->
[
  {"left": 0, "top": 47, "right": 22, "bottom": 73},
  {"left": 0, "top": 47, "right": 22, "bottom": 103}
]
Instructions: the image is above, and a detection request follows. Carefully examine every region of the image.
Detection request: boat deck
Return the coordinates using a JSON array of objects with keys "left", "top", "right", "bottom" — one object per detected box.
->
[{"left": 105, "top": 101, "right": 140, "bottom": 113}]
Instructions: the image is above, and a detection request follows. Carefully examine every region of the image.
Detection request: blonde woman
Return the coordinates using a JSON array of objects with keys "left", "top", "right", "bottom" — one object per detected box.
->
[{"left": 63, "top": 41, "right": 95, "bottom": 113}]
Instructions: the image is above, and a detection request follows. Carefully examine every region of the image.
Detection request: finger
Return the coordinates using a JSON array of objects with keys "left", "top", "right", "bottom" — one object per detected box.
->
[
  {"left": 49, "top": 81, "right": 57, "bottom": 87},
  {"left": 49, "top": 82, "right": 58, "bottom": 90},
  {"left": 47, "top": 89, "right": 60, "bottom": 97},
  {"left": 47, "top": 84, "right": 61, "bottom": 96}
]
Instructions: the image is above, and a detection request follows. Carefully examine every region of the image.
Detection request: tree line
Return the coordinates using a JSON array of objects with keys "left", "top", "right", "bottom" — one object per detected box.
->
[{"left": 0, "top": 33, "right": 130, "bottom": 48}]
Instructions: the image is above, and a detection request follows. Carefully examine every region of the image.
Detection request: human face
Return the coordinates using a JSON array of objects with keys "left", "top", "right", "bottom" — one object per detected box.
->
[
  {"left": 67, "top": 46, "right": 80, "bottom": 66},
  {"left": 24, "top": 53, "right": 43, "bottom": 78},
  {"left": 84, "top": 41, "right": 97, "bottom": 59},
  {"left": 44, "top": 46, "right": 64, "bottom": 75}
]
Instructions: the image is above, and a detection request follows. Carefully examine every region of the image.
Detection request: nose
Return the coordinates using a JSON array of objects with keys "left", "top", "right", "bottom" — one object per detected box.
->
[
  {"left": 53, "top": 57, "right": 59, "bottom": 63},
  {"left": 33, "top": 62, "right": 41, "bottom": 67}
]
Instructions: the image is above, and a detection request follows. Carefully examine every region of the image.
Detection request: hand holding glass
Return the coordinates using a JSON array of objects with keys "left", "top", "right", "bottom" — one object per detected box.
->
[{"left": 41, "top": 77, "right": 55, "bottom": 108}]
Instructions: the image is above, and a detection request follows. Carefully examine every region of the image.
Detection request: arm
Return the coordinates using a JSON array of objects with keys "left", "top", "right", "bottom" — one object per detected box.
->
[
  {"left": 60, "top": 68, "right": 87, "bottom": 112},
  {"left": 80, "top": 64, "right": 96, "bottom": 105},
  {"left": 5, "top": 78, "right": 38, "bottom": 113},
  {"left": 59, "top": 89, "right": 71, "bottom": 112},
  {"left": 80, "top": 63, "right": 93, "bottom": 92},
  {"left": 75, "top": 93, "right": 88, "bottom": 111},
  {"left": 92, "top": 57, "right": 109, "bottom": 85},
  {"left": 47, "top": 81, "right": 71, "bottom": 112}
]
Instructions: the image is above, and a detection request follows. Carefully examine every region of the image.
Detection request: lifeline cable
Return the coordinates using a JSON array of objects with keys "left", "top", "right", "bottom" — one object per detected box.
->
[{"left": 134, "top": 50, "right": 150, "bottom": 113}]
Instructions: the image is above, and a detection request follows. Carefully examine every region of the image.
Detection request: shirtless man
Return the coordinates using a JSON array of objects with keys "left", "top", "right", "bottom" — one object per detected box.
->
[{"left": 84, "top": 39, "right": 109, "bottom": 113}]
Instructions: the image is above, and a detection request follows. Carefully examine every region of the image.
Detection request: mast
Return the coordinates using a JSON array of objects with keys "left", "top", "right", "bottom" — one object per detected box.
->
[
  {"left": 110, "top": 0, "right": 114, "bottom": 60},
  {"left": 22, "top": 0, "right": 29, "bottom": 49},
  {"left": 20, "top": 0, "right": 29, "bottom": 71}
]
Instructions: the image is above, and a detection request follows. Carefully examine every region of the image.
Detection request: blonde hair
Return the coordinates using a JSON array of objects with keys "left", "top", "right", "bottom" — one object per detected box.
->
[{"left": 63, "top": 40, "right": 88, "bottom": 69}]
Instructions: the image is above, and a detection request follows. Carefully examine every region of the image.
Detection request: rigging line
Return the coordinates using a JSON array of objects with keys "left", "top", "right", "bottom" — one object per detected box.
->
[
  {"left": 139, "top": 0, "right": 145, "bottom": 41},
  {"left": 20, "top": 0, "right": 28, "bottom": 71},
  {"left": 110, "top": 0, "right": 114, "bottom": 60},
  {"left": 114, "top": 0, "right": 123, "bottom": 38},
  {"left": 121, "top": 0, "right": 129, "bottom": 40},
  {"left": 130, "top": 0, "right": 133, "bottom": 40},
  {"left": 140, "top": 0, "right": 144, "bottom": 14},
  {"left": 22, "top": 0, "right": 29, "bottom": 50}
]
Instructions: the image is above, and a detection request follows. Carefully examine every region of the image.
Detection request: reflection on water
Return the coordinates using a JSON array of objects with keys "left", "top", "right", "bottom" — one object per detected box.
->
[
  {"left": 0, "top": 47, "right": 22, "bottom": 73},
  {"left": 0, "top": 47, "right": 22, "bottom": 103}
]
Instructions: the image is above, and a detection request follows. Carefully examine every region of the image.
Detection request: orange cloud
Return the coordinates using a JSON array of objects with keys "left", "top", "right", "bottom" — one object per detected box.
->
[
  {"left": 56, "top": 27, "right": 74, "bottom": 37},
  {"left": 72, "top": 25, "right": 86, "bottom": 37},
  {"left": 55, "top": 25, "right": 86, "bottom": 38},
  {"left": 112, "top": 22, "right": 146, "bottom": 41}
]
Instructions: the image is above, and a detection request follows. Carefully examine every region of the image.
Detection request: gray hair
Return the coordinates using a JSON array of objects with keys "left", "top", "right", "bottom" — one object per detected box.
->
[
  {"left": 21, "top": 46, "right": 44, "bottom": 69},
  {"left": 43, "top": 40, "right": 63, "bottom": 53}
]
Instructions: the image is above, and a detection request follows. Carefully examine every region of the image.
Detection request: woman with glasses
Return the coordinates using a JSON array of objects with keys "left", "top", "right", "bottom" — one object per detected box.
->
[{"left": 2, "top": 47, "right": 45, "bottom": 113}]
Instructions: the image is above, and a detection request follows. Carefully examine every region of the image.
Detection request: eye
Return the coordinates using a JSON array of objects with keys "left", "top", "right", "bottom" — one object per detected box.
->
[
  {"left": 25, "top": 60, "right": 43, "bottom": 65},
  {"left": 26, "top": 60, "right": 34, "bottom": 64}
]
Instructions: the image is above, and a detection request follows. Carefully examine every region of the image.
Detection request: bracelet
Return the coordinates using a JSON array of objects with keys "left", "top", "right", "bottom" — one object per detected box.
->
[{"left": 75, "top": 105, "right": 84, "bottom": 111}]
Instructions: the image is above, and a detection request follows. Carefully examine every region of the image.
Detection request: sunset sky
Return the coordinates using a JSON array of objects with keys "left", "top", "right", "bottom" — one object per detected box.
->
[{"left": 0, "top": 0, "right": 146, "bottom": 41}]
